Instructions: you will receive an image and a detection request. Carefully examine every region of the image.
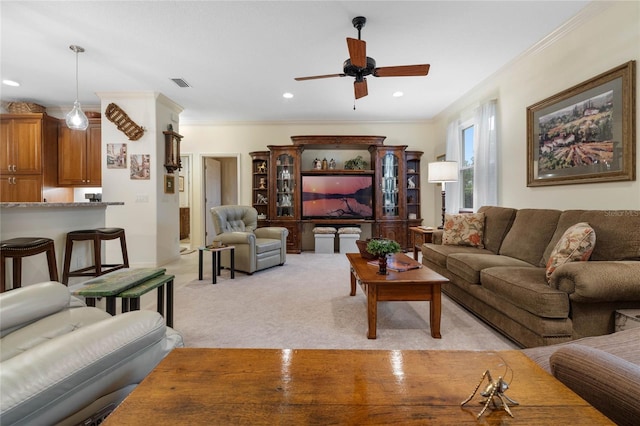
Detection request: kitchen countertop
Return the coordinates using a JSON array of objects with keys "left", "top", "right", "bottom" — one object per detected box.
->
[{"left": 0, "top": 202, "right": 124, "bottom": 208}]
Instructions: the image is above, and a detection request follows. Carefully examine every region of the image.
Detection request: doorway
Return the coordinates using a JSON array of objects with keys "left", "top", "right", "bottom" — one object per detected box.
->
[
  {"left": 202, "top": 155, "right": 240, "bottom": 246},
  {"left": 179, "top": 154, "right": 192, "bottom": 251}
]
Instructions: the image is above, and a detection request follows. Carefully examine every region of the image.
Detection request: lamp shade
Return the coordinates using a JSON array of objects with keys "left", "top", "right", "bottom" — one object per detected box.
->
[{"left": 428, "top": 161, "right": 458, "bottom": 183}]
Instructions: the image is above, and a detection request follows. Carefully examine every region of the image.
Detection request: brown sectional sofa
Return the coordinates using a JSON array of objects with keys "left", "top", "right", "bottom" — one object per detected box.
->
[
  {"left": 523, "top": 327, "right": 640, "bottom": 426},
  {"left": 421, "top": 206, "right": 640, "bottom": 348}
]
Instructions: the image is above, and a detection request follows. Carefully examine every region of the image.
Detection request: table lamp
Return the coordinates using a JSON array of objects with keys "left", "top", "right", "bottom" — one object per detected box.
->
[{"left": 428, "top": 161, "right": 459, "bottom": 228}]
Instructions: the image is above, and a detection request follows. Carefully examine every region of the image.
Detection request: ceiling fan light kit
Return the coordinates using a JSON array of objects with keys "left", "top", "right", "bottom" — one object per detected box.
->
[{"left": 295, "top": 16, "right": 430, "bottom": 100}]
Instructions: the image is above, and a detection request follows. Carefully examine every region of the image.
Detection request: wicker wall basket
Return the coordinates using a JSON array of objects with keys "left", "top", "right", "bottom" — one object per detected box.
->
[{"left": 5, "top": 102, "right": 46, "bottom": 114}]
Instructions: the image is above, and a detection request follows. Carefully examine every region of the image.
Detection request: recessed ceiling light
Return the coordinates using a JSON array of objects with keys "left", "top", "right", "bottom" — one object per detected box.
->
[
  {"left": 283, "top": 92, "right": 294, "bottom": 99},
  {"left": 392, "top": 91, "right": 403, "bottom": 98},
  {"left": 2, "top": 79, "right": 20, "bottom": 87}
]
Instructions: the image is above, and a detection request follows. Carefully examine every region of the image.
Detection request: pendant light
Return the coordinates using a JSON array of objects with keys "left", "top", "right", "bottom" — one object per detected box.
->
[{"left": 65, "top": 45, "right": 89, "bottom": 130}]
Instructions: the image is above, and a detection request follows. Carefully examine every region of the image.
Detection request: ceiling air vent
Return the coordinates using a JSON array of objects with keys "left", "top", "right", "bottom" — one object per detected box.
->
[{"left": 170, "top": 78, "right": 191, "bottom": 88}]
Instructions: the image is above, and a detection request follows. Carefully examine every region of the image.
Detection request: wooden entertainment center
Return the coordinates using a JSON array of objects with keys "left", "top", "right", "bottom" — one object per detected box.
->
[{"left": 251, "top": 135, "right": 423, "bottom": 253}]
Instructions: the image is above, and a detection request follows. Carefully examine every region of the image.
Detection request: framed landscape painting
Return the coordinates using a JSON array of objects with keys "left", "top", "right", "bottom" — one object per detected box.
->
[{"left": 527, "top": 61, "right": 635, "bottom": 187}]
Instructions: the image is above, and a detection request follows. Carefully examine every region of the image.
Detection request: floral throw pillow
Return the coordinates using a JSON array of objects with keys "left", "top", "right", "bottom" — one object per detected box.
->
[
  {"left": 442, "top": 213, "right": 485, "bottom": 248},
  {"left": 545, "top": 222, "right": 596, "bottom": 283}
]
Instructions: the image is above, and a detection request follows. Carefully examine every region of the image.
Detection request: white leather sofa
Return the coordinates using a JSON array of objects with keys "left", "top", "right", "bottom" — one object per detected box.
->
[{"left": 0, "top": 281, "right": 183, "bottom": 426}]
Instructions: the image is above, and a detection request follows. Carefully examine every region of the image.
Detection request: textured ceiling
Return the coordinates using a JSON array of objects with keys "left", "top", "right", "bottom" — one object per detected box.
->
[{"left": 1, "top": 1, "right": 590, "bottom": 124}]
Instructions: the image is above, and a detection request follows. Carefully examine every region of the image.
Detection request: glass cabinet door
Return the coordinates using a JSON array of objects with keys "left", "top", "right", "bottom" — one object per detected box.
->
[
  {"left": 275, "top": 153, "right": 295, "bottom": 218},
  {"left": 381, "top": 152, "right": 399, "bottom": 217}
]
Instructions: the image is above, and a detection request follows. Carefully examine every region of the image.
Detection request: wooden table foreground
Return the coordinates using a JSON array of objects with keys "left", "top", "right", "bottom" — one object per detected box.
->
[{"left": 105, "top": 348, "right": 612, "bottom": 425}]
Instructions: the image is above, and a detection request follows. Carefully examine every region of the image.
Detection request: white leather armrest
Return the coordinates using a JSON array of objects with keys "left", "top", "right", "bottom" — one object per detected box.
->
[
  {"left": 0, "top": 310, "right": 169, "bottom": 425},
  {"left": 0, "top": 282, "right": 73, "bottom": 335},
  {"left": 0, "top": 306, "right": 110, "bottom": 362}
]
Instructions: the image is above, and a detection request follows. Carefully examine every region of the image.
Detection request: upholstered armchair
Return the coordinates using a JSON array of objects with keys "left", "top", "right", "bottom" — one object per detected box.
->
[{"left": 210, "top": 205, "right": 288, "bottom": 274}]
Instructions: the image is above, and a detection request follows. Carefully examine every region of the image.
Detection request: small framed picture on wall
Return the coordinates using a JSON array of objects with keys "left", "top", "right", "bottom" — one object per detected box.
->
[{"left": 164, "top": 175, "right": 175, "bottom": 194}]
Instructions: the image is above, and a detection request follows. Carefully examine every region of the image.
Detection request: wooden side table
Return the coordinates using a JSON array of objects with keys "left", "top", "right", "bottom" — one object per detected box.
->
[
  {"left": 409, "top": 226, "right": 434, "bottom": 260},
  {"left": 198, "top": 245, "right": 235, "bottom": 284}
]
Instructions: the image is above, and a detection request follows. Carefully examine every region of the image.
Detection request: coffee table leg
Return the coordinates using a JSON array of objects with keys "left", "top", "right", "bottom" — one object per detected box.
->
[
  {"left": 217, "top": 252, "right": 222, "bottom": 276},
  {"left": 122, "top": 298, "right": 129, "bottom": 313},
  {"left": 211, "top": 251, "right": 217, "bottom": 284},
  {"left": 198, "top": 249, "right": 203, "bottom": 280},
  {"left": 166, "top": 279, "right": 174, "bottom": 327},
  {"left": 367, "top": 285, "right": 377, "bottom": 339},
  {"left": 430, "top": 283, "right": 442, "bottom": 338},
  {"left": 349, "top": 268, "right": 356, "bottom": 296},
  {"left": 230, "top": 248, "right": 235, "bottom": 279}
]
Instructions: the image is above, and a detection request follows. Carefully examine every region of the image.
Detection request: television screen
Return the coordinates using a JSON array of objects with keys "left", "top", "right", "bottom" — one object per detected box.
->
[{"left": 301, "top": 174, "right": 374, "bottom": 219}]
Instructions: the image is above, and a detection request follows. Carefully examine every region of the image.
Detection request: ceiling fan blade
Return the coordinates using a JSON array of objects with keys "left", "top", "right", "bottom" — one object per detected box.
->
[
  {"left": 295, "top": 73, "right": 346, "bottom": 81},
  {"left": 347, "top": 37, "right": 366, "bottom": 68},
  {"left": 354, "top": 79, "right": 368, "bottom": 99},
  {"left": 373, "top": 64, "right": 431, "bottom": 77}
]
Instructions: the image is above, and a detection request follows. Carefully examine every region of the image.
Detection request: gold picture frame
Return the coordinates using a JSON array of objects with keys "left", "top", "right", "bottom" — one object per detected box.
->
[
  {"left": 164, "top": 175, "right": 175, "bottom": 194},
  {"left": 527, "top": 61, "right": 636, "bottom": 187}
]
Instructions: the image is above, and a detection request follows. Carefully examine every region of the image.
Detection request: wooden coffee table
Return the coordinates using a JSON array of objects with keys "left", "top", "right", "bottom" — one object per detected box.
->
[
  {"left": 347, "top": 252, "right": 448, "bottom": 339},
  {"left": 104, "top": 348, "right": 613, "bottom": 425}
]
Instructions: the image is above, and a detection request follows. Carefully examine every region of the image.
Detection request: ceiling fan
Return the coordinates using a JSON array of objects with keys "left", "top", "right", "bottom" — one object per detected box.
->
[{"left": 294, "top": 16, "right": 430, "bottom": 100}]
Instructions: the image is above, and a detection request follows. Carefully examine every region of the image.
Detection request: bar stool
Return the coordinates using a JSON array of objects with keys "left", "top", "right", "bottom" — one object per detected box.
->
[
  {"left": 0, "top": 237, "right": 59, "bottom": 292},
  {"left": 62, "top": 228, "right": 129, "bottom": 284}
]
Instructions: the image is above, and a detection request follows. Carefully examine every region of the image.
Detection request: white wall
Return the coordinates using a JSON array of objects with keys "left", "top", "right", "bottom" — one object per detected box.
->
[
  {"left": 431, "top": 1, "right": 640, "bottom": 211},
  {"left": 181, "top": 2, "right": 639, "bottom": 249},
  {"left": 99, "top": 92, "right": 183, "bottom": 267},
  {"left": 180, "top": 122, "right": 433, "bottom": 248}
]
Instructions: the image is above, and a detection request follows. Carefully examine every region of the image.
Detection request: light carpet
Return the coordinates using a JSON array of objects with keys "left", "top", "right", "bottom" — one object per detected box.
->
[{"left": 167, "top": 252, "right": 517, "bottom": 351}]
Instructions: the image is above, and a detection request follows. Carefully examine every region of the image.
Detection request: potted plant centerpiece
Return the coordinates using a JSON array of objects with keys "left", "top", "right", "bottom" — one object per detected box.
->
[{"left": 366, "top": 239, "right": 401, "bottom": 274}]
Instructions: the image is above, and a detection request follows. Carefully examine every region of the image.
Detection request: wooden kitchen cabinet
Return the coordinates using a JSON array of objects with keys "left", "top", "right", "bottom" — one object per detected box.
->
[
  {"left": 0, "top": 174, "right": 42, "bottom": 202},
  {"left": 0, "top": 113, "right": 58, "bottom": 202},
  {"left": 58, "top": 118, "right": 101, "bottom": 186}
]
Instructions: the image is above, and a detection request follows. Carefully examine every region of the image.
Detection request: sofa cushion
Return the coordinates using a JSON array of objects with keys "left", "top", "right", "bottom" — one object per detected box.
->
[
  {"left": 447, "top": 253, "right": 533, "bottom": 284},
  {"left": 312, "top": 227, "right": 337, "bottom": 234},
  {"left": 337, "top": 227, "right": 361, "bottom": 234},
  {"left": 545, "top": 222, "right": 596, "bottom": 283},
  {"left": 421, "top": 244, "right": 493, "bottom": 268},
  {"left": 499, "top": 209, "right": 561, "bottom": 266},
  {"left": 577, "top": 211, "right": 640, "bottom": 261},
  {"left": 481, "top": 267, "right": 570, "bottom": 318},
  {"left": 550, "top": 345, "right": 640, "bottom": 426},
  {"left": 523, "top": 327, "right": 640, "bottom": 373},
  {"left": 542, "top": 210, "right": 586, "bottom": 265},
  {"left": 477, "top": 206, "right": 517, "bottom": 254},
  {"left": 255, "top": 238, "right": 281, "bottom": 254},
  {"left": 442, "top": 213, "right": 485, "bottom": 248}
]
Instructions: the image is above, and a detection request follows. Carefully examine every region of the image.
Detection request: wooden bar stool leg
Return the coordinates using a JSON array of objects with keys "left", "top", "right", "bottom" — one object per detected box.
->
[
  {"left": 62, "top": 237, "right": 74, "bottom": 285},
  {"left": 46, "top": 244, "right": 59, "bottom": 282},
  {"left": 93, "top": 234, "right": 103, "bottom": 276},
  {"left": 119, "top": 232, "right": 129, "bottom": 267},
  {"left": 12, "top": 258, "right": 22, "bottom": 290},
  {"left": 0, "top": 254, "right": 6, "bottom": 293}
]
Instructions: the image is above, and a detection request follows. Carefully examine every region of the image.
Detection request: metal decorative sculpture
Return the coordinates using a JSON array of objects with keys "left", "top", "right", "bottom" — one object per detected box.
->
[{"left": 461, "top": 359, "right": 518, "bottom": 419}]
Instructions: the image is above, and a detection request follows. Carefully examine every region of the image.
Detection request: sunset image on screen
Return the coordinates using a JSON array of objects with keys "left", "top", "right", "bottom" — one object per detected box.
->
[{"left": 302, "top": 175, "right": 373, "bottom": 218}]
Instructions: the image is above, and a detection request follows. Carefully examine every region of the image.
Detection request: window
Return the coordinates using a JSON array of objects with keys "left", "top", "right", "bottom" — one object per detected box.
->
[{"left": 461, "top": 124, "right": 474, "bottom": 211}]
